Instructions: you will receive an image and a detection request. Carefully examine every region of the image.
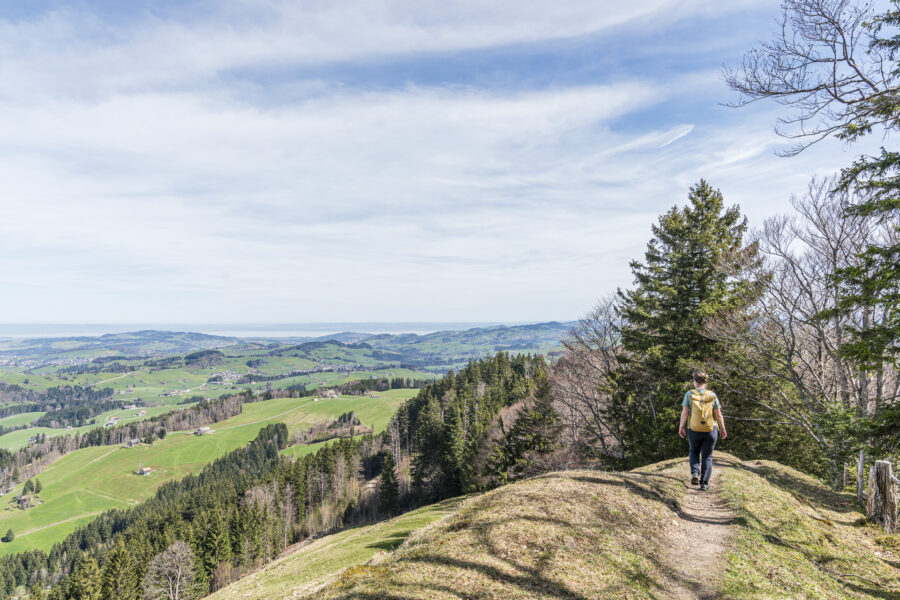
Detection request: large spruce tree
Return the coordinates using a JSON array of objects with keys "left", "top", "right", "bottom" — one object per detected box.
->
[
  {"left": 379, "top": 451, "right": 400, "bottom": 516},
  {"left": 69, "top": 557, "right": 102, "bottom": 600},
  {"left": 617, "top": 180, "right": 750, "bottom": 464},
  {"left": 100, "top": 539, "right": 139, "bottom": 600}
]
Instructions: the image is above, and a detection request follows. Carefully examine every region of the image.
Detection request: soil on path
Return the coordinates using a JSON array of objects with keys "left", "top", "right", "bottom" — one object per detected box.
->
[{"left": 659, "top": 458, "right": 736, "bottom": 600}]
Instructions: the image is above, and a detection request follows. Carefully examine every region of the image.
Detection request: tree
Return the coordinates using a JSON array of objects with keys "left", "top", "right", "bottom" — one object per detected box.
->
[
  {"left": 30, "top": 581, "right": 44, "bottom": 600},
  {"left": 727, "top": 0, "right": 899, "bottom": 372},
  {"left": 378, "top": 451, "right": 400, "bottom": 516},
  {"left": 70, "top": 558, "right": 101, "bottom": 600},
  {"left": 615, "top": 180, "right": 752, "bottom": 464},
  {"left": 141, "top": 541, "right": 198, "bottom": 600},
  {"left": 33, "top": 479, "right": 42, "bottom": 494},
  {"left": 23, "top": 479, "right": 34, "bottom": 495},
  {"left": 706, "top": 180, "right": 898, "bottom": 485},
  {"left": 198, "top": 509, "right": 230, "bottom": 587},
  {"left": 487, "top": 376, "right": 562, "bottom": 483},
  {"left": 554, "top": 297, "right": 627, "bottom": 464},
  {"left": 101, "top": 539, "right": 139, "bottom": 600},
  {"left": 725, "top": 0, "right": 899, "bottom": 153},
  {"left": 1, "top": 529, "right": 12, "bottom": 543}
]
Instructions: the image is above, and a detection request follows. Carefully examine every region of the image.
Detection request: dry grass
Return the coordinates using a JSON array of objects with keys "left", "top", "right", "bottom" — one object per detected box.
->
[
  {"left": 719, "top": 455, "right": 900, "bottom": 600},
  {"left": 310, "top": 454, "right": 900, "bottom": 600},
  {"left": 217, "top": 453, "right": 900, "bottom": 600},
  {"left": 312, "top": 459, "right": 689, "bottom": 600}
]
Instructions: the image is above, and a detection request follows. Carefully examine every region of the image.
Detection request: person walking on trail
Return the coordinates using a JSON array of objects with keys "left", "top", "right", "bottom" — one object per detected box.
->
[{"left": 678, "top": 371, "right": 727, "bottom": 491}]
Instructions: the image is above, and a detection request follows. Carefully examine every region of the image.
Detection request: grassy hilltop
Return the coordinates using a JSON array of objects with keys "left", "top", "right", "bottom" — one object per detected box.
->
[{"left": 210, "top": 454, "right": 900, "bottom": 600}]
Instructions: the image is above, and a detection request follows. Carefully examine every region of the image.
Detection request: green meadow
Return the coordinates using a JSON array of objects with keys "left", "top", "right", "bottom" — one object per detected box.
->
[
  {"left": 0, "top": 404, "right": 189, "bottom": 450},
  {"left": 0, "top": 389, "right": 417, "bottom": 557},
  {"left": 0, "top": 411, "right": 45, "bottom": 428}
]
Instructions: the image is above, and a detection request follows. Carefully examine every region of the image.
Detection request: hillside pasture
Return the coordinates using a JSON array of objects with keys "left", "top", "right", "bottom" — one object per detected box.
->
[
  {"left": 209, "top": 497, "right": 464, "bottom": 600},
  {"left": 0, "top": 404, "right": 191, "bottom": 450},
  {"left": 0, "top": 390, "right": 418, "bottom": 557},
  {"left": 0, "top": 411, "right": 45, "bottom": 428}
]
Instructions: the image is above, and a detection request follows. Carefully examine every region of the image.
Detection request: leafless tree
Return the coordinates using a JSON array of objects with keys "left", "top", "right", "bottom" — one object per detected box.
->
[
  {"left": 707, "top": 178, "right": 898, "bottom": 483},
  {"left": 725, "top": 0, "right": 899, "bottom": 154},
  {"left": 552, "top": 296, "right": 625, "bottom": 461},
  {"left": 142, "top": 541, "right": 198, "bottom": 600}
]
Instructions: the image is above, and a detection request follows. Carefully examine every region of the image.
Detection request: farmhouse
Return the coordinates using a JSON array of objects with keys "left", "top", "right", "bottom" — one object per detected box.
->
[
  {"left": 320, "top": 389, "right": 338, "bottom": 399},
  {"left": 124, "top": 438, "right": 141, "bottom": 448},
  {"left": 139, "top": 467, "right": 152, "bottom": 476},
  {"left": 194, "top": 426, "right": 214, "bottom": 435}
]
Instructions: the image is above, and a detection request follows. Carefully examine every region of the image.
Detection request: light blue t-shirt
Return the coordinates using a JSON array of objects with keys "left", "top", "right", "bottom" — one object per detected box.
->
[{"left": 682, "top": 389, "right": 721, "bottom": 430}]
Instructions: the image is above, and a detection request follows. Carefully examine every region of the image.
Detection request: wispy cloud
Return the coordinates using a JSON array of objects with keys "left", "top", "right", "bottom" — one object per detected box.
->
[{"left": 0, "top": 0, "right": 873, "bottom": 323}]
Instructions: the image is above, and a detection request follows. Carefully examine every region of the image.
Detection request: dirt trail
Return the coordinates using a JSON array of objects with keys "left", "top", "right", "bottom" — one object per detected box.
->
[{"left": 660, "top": 459, "right": 736, "bottom": 600}]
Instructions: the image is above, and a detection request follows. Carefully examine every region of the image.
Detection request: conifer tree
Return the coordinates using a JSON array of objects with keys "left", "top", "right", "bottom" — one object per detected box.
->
[
  {"left": 69, "top": 557, "right": 101, "bottom": 600},
  {"left": 487, "top": 376, "right": 561, "bottom": 483},
  {"left": 439, "top": 402, "right": 465, "bottom": 498},
  {"left": 378, "top": 451, "right": 399, "bottom": 516},
  {"left": 23, "top": 479, "right": 34, "bottom": 495},
  {"left": 100, "top": 539, "right": 139, "bottom": 600},
  {"left": 33, "top": 479, "right": 42, "bottom": 494},
  {"left": 617, "top": 180, "right": 751, "bottom": 464},
  {"left": 199, "top": 509, "right": 231, "bottom": 578},
  {"left": 30, "top": 581, "right": 44, "bottom": 600}
]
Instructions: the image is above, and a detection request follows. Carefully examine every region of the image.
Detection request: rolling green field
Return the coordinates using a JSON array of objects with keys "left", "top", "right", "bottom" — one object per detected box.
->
[
  {"left": 0, "top": 358, "right": 430, "bottom": 451},
  {"left": 0, "top": 411, "right": 45, "bottom": 428},
  {"left": 0, "top": 403, "right": 190, "bottom": 450},
  {"left": 209, "top": 496, "right": 464, "bottom": 600},
  {"left": 0, "top": 389, "right": 417, "bottom": 557}
]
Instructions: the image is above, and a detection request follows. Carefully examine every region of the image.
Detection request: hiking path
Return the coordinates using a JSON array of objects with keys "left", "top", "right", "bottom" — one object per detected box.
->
[{"left": 659, "top": 458, "right": 736, "bottom": 600}]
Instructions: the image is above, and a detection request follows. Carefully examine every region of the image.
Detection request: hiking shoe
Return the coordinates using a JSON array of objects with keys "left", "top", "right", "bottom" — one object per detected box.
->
[
  {"left": 700, "top": 483, "right": 709, "bottom": 491},
  {"left": 690, "top": 475, "right": 699, "bottom": 486}
]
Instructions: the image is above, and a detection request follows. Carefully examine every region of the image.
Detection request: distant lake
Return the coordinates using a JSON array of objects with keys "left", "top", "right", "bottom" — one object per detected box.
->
[{"left": 0, "top": 322, "right": 521, "bottom": 339}]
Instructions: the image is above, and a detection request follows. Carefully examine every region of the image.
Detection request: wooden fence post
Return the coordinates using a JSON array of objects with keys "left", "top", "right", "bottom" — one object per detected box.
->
[
  {"left": 857, "top": 450, "right": 865, "bottom": 505},
  {"left": 866, "top": 460, "right": 898, "bottom": 534}
]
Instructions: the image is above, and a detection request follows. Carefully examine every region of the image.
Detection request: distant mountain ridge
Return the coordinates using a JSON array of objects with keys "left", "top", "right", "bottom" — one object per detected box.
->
[{"left": 0, "top": 322, "right": 575, "bottom": 366}]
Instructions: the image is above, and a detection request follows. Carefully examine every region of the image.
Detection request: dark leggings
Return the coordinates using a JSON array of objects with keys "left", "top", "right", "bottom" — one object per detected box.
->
[{"left": 688, "top": 428, "right": 718, "bottom": 484}]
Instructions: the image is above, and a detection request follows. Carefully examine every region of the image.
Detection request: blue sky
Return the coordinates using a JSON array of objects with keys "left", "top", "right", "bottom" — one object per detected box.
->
[{"left": 0, "top": 0, "right": 878, "bottom": 323}]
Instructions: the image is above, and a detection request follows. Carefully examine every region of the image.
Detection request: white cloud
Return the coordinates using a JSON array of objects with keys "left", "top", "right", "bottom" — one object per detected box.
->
[
  {"left": 0, "top": 0, "right": 870, "bottom": 323},
  {"left": 0, "top": 0, "right": 768, "bottom": 100}
]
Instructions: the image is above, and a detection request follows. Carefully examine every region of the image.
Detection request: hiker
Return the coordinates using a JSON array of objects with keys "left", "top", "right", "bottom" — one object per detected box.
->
[{"left": 678, "top": 371, "right": 727, "bottom": 491}]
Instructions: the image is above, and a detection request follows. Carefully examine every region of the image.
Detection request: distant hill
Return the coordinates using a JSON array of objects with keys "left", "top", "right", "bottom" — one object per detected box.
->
[
  {"left": 0, "top": 330, "right": 240, "bottom": 363},
  {"left": 0, "top": 322, "right": 574, "bottom": 369}
]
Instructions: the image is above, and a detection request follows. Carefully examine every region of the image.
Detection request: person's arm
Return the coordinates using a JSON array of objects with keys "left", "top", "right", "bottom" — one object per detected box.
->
[
  {"left": 678, "top": 406, "right": 689, "bottom": 438},
  {"left": 714, "top": 408, "right": 727, "bottom": 439}
]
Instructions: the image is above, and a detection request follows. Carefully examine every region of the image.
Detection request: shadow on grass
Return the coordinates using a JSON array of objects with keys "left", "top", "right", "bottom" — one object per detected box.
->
[
  {"left": 727, "top": 476, "right": 900, "bottom": 599},
  {"left": 844, "top": 580, "right": 900, "bottom": 599},
  {"left": 570, "top": 473, "right": 681, "bottom": 512},
  {"left": 737, "top": 462, "right": 859, "bottom": 515},
  {"left": 365, "top": 534, "right": 409, "bottom": 552}
]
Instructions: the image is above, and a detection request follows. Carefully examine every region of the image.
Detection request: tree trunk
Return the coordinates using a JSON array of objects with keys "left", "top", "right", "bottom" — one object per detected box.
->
[
  {"left": 857, "top": 450, "right": 866, "bottom": 505},
  {"left": 866, "top": 460, "right": 898, "bottom": 533}
]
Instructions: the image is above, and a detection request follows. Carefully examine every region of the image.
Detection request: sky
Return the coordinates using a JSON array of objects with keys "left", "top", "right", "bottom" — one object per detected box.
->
[{"left": 0, "top": 0, "right": 881, "bottom": 324}]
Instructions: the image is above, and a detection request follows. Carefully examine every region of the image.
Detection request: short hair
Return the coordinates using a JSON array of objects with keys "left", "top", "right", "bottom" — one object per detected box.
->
[{"left": 692, "top": 371, "right": 708, "bottom": 385}]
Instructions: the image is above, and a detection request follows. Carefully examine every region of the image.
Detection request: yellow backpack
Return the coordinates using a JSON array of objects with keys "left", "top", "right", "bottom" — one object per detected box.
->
[{"left": 689, "top": 390, "right": 716, "bottom": 433}]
